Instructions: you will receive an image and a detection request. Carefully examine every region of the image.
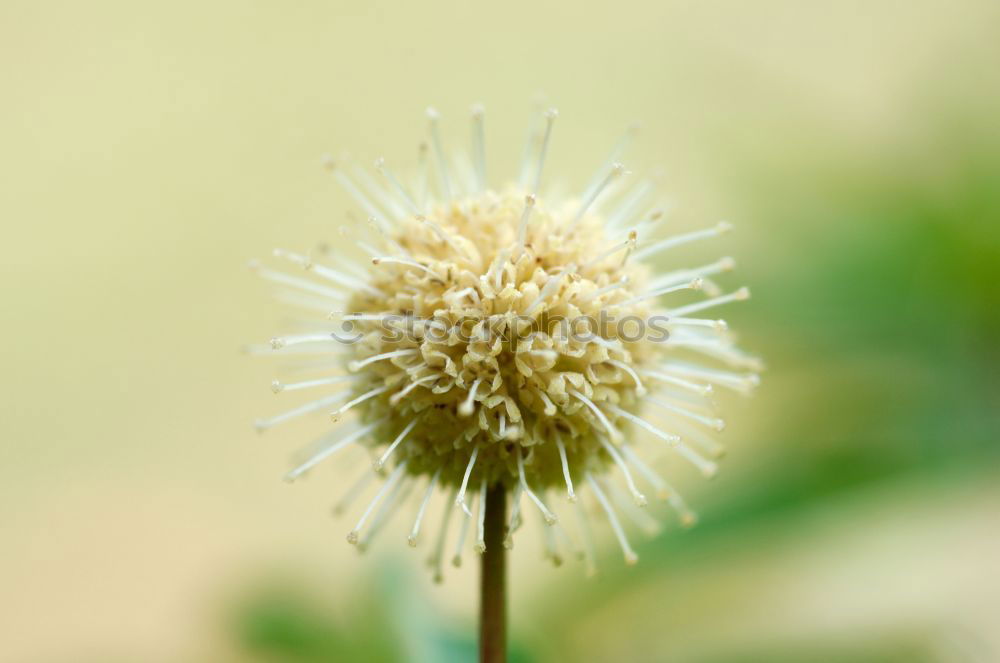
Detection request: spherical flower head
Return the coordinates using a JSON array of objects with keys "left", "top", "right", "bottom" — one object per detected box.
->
[{"left": 253, "top": 106, "right": 759, "bottom": 575}]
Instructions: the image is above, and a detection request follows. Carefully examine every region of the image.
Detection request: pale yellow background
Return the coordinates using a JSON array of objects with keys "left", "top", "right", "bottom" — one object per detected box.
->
[{"left": 3, "top": 1, "right": 998, "bottom": 661}]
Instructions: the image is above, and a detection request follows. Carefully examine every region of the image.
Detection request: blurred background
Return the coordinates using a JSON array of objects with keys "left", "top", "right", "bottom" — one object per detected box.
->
[{"left": 2, "top": 0, "right": 998, "bottom": 661}]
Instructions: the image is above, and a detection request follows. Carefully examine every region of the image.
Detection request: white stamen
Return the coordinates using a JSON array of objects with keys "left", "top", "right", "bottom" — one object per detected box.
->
[
  {"left": 357, "top": 477, "right": 413, "bottom": 553},
  {"left": 373, "top": 417, "right": 419, "bottom": 470},
  {"left": 490, "top": 248, "right": 510, "bottom": 290},
  {"left": 616, "top": 278, "right": 703, "bottom": 308},
  {"left": 604, "top": 478, "right": 661, "bottom": 535},
  {"left": 271, "top": 374, "right": 356, "bottom": 394},
  {"left": 554, "top": 433, "right": 577, "bottom": 502},
  {"left": 285, "top": 420, "right": 380, "bottom": 481},
  {"left": 448, "top": 287, "right": 481, "bottom": 306},
  {"left": 455, "top": 445, "right": 479, "bottom": 515},
  {"left": 605, "top": 403, "right": 680, "bottom": 445},
  {"left": 514, "top": 194, "right": 537, "bottom": 254},
  {"left": 416, "top": 215, "right": 471, "bottom": 260},
  {"left": 669, "top": 317, "right": 729, "bottom": 332},
  {"left": 620, "top": 450, "right": 697, "bottom": 525},
  {"left": 335, "top": 312, "right": 448, "bottom": 334},
  {"left": 633, "top": 222, "right": 733, "bottom": 261},
  {"left": 672, "top": 439, "right": 719, "bottom": 478},
  {"left": 639, "top": 369, "right": 713, "bottom": 396},
  {"left": 586, "top": 473, "right": 638, "bottom": 565},
  {"left": 332, "top": 469, "right": 376, "bottom": 516},
  {"left": 389, "top": 373, "right": 439, "bottom": 405},
  {"left": 459, "top": 377, "right": 483, "bottom": 416},
  {"left": 471, "top": 103, "right": 486, "bottom": 191},
  {"left": 452, "top": 490, "right": 474, "bottom": 567},
  {"left": 569, "top": 389, "right": 623, "bottom": 442},
  {"left": 541, "top": 514, "right": 561, "bottom": 565},
  {"left": 322, "top": 156, "right": 390, "bottom": 223},
  {"left": 504, "top": 483, "right": 524, "bottom": 549},
  {"left": 647, "top": 395, "right": 725, "bottom": 432},
  {"left": 267, "top": 333, "right": 338, "bottom": 350},
  {"left": 647, "top": 256, "right": 736, "bottom": 291},
  {"left": 536, "top": 389, "right": 557, "bottom": 416},
  {"left": 598, "top": 435, "right": 647, "bottom": 506},
  {"left": 272, "top": 249, "right": 384, "bottom": 297},
  {"left": 351, "top": 164, "right": 406, "bottom": 221},
  {"left": 417, "top": 141, "right": 430, "bottom": 209},
  {"left": 374, "top": 157, "right": 420, "bottom": 215},
  {"left": 568, "top": 162, "right": 626, "bottom": 233},
  {"left": 251, "top": 264, "right": 345, "bottom": 302},
  {"left": 517, "top": 447, "right": 558, "bottom": 524},
  {"left": 408, "top": 467, "right": 441, "bottom": 546},
  {"left": 330, "top": 384, "right": 391, "bottom": 422},
  {"left": 371, "top": 256, "right": 443, "bottom": 281},
  {"left": 474, "top": 478, "right": 487, "bottom": 553},
  {"left": 348, "top": 348, "right": 418, "bottom": 372},
  {"left": 619, "top": 445, "right": 668, "bottom": 499},
  {"left": 348, "top": 460, "right": 408, "bottom": 544},
  {"left": 524, "top": 265, "right": 574, "bottom": 316},
  {"left": 531, "top": 108, "right": 558, "bottom": 194},
  {"left": 430, "top": 487, "right": 457, "bottom": 583},
  {"left": 607, "top": 359, "right": 646, "bottom": 395},
  {"left": 606, "top": 180, "right": 652, "bottom": 230},
  {"left": 669, "top": 417, "right": 727, "bottom": 459},
  {"left": 573, "top": 499, "right": 598, "bottom": 577},
  {"left": 580, "top": 123, "right": 638, "bottom": 203},
  {"left": 583, "top": 231, "right": 638, "bottom": 268},
  {"left": 578, "top": 275, "right": 630, "bottom": 303},
  {"left": 254, "top": 390, "right": 348, "bottom": 431},
  {"left": 665, "top": 287, "right": 750, "bottom": 318},
  {"left": 657, "top": 363, "right": 760, "bottom": 394},
  {"left": 426, "top": 107, "right": 452, "bottom": 199}
]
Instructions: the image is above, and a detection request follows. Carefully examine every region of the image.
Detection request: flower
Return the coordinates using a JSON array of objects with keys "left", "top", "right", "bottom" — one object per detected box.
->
[{"left": 251, "top": 105, "right": 759, "bottom": 579}]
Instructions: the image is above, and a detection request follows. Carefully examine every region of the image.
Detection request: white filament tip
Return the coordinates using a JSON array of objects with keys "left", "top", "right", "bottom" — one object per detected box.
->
[
  {"left": 320, "top": 154, "right": 336, "bottom": 170},
  {"left": 634, "top": 493, "right": 648, "bottom": 507},
  {"left": 525, "top": 193, "right": 536, "bottom": 206},
  {"left": 716, "top": 221, "right": 733, "bottom": 233},
  {"left": 689, "top": 278, "right": 704, "bottom": 290},
  {"left": 458, "top": 403, "right": 473, "bottom": 417},
  {"left": 347, "top": 361, "right": 362, "bottom": 372},
  {"left": 371, "top": 459, "right": 384, "bottom": 471},
  {"left": 407, "top": 536, "right": 417, "bottom": 547},
  {"left": 714, "top": 319, "right": 729, "bottom": 332},
  {"left": 456, "top": 498, "right": 472, "bottom": 517},
  {"left": 470, "top": 103, "right": 484, "bottom": 117},
  {"left": 426, "top": 106, "right": 440, "bottom": 120},
  {"left": 269, "top": 337, "right": 285, "bottom": 349},
  {"left": 270, "top": 380, "right": 284, "bottom": 393},
  {"left": 544, "top": 107, "right": 559, "bottom": 120},
  {"left": 346, "top": 530, "right": 359, "bottom": 545},
  {"left": 624, "top": 551, "right": 639, "bottom": 565},
  {"left": 474, "top": 542, "right": 486, "bottom": 554},
  {"left": 681, "top": 513, "right": 698, "bottom": 527},
  {"left": 735, "top": 287, "right": 751, "bottom": 300},
  {"left": 720, "top": 256, "right": 736, "bottom": 270}
]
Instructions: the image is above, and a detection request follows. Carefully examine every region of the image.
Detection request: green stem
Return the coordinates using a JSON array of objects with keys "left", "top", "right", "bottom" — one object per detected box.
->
[{"left": 480, "top": 483, "right": 507, "bottom": 663}]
